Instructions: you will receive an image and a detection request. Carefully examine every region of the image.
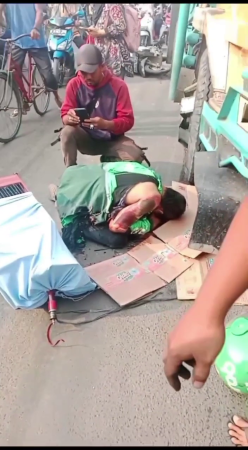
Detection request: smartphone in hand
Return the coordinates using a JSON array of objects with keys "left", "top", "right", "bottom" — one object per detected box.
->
[{"left": 74, "top": 108, "right": 90, "bottom": 122}]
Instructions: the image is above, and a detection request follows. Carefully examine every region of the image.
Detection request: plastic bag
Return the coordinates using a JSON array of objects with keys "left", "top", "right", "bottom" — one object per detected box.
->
[{"left": 0, "top": 192, "right": 96, "bottom": 309}]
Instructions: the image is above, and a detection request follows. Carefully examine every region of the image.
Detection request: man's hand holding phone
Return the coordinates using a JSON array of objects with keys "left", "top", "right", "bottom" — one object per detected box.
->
[
  {"left": 84, "top": 117, "right": 107, "bottom": 129},
  {"left": 64, "top": 109, "right": 111, "bottom": 131},
  {"left": 64, "top": 109, "right": 80, "bottom": 126}
]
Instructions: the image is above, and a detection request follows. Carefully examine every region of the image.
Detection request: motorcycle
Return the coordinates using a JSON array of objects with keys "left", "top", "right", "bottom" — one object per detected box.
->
[
  {"left": 48, "top": 15, "right": 76, "bottom": 86},
  {"left": 134, "top": 11, "right": 168, "bottom": 77},
  {"left": 48, "top": 10, "right": 88, "bottom": 87}
]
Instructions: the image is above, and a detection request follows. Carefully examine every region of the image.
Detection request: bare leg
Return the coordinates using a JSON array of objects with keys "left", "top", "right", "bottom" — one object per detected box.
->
[
  {"left": 30, "top": 48, "right": 62, "bottom": 108},
  {"left": 228, "top": 416, "right": 248, "bottom": 446},
  {"left": 10, "top": 46, "right": 30, "bottom": 116}
]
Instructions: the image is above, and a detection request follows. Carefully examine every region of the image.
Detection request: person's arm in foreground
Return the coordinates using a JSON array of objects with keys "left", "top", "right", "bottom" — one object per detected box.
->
[{"left": 163, "top": 197, "right": 248, "bottom": 391}]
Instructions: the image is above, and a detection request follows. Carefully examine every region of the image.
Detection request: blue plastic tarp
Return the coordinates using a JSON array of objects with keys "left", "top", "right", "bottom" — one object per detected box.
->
[{"left": 0, "top": 192, "right": 97, "bottom": 309}]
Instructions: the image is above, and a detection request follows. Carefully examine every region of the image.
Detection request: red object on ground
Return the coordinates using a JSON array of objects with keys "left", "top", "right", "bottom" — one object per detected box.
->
[
  {"left": 47, "top": 290, "right": 65, "bottom": 347},
  {"left": 0, "top": 173, "right": 29, "bottom": 192},
  {"left": 48, "top": 290, "right": 57, "bottom": 317}
]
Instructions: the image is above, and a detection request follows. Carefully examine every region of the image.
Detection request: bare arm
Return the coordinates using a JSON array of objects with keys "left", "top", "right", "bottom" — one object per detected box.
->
[
  {"left": 34, "top": 4, "right": 46, "bottom": 30},
  {"left": 0, "top": 4, "right": 6, "bottom": 27},
  {"left": 193, "top": 197, "right": 248, "bottom": 323}
]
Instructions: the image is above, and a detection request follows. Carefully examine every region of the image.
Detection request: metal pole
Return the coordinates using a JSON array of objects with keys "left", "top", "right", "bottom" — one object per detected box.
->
[
  {"left": 166, "top": 3, "right": 180, "bottom": 64},
  {"left": 169, "top": 3, "right": 190, "bottom": 101}
]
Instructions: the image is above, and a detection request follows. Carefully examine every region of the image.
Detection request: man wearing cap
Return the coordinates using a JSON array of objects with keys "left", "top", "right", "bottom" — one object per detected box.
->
[{"left": 60, "top": 44, "right": 147, "bottom": 166}]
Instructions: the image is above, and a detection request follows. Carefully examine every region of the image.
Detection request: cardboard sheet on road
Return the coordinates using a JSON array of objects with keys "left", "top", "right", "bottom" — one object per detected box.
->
[
  {"left": 154, "top": 182, "right": 201, "bottom": 259},
  {"left": 85, "top": 254, "right": 165, "bottom": 306},
  {"left": 86, "top": 181, "right": 243, "bottom": 306},
  {"left": 176, "top": 253, "right": 248, "bottom": 305},
  {"left": 128, "top": 235, "right": 194, "bottom": 283}
]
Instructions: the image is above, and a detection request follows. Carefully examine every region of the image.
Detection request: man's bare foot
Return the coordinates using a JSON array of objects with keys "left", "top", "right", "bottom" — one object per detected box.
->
[{"left": 228, "top": 415, "right": 248, "bottom": 446}]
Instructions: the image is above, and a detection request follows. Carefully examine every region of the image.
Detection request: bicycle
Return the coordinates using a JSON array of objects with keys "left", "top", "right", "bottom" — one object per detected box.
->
[{"left": 0, "top": 33, "right": 50, "bottom": 144}]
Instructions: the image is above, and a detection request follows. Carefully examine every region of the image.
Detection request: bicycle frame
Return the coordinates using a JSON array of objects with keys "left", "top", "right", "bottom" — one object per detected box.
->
[{"left": 0, "top": 39, "right": 46, "bottom": 105}]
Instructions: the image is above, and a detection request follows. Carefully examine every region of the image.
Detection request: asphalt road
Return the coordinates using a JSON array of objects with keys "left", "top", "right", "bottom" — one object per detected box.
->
[{"left": 0, "top": 74, "right": 247, "bottom": 446}]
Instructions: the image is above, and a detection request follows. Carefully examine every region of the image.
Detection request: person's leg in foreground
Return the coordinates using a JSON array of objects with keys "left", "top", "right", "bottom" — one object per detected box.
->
[{"left": 162, "top": 197, "right": 248, "bottom": 446}]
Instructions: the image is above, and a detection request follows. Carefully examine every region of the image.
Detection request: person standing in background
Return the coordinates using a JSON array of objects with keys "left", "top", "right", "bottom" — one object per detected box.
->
[
  {"left": 0, "top": 3, "right": 62, "bottom": 111},
  {"left": 87, "top": 4, "right": 133, "bottom": 79}
]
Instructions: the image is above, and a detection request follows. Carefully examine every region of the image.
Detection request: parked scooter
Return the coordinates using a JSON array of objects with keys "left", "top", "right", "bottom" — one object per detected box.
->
[
  {"left": 48, "top": 10, "right": 88, "bottom": 87},
  {"left": 134, "top": 11, "right": 167, "bottom": 77},
  {"left": 48, "top": 16, "right": 76, "bottom": 86}
]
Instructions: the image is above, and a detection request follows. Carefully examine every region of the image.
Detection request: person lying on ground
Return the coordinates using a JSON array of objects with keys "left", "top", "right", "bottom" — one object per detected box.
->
[
  {"left": 163, "top": 196, "right": 248, "bottom": 446},
  {"left": 49, "top": 161, "right": 186, "bottom": 251},
  {"left": 0, "top": 4, "right": 62, "bottom": 113},
  {"left": 60, "top": 44, "right": 147, "bottom": 167}
]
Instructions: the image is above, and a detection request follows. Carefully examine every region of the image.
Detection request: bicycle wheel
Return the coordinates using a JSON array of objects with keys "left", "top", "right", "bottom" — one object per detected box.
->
[
  {"left": 0, "top": 72, "right": 23, "bottom": 144},
  {"left": 32, "top": 65, "right": 50, "bottom": 116}
]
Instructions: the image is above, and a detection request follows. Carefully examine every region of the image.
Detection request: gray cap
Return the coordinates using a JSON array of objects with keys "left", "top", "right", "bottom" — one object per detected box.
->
[{"left": 76, "top": 44, "right": 103, "bottom": 73}]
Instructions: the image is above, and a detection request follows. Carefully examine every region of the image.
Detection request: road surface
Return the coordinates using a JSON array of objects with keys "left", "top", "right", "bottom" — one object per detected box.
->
[{"left": 0, "top": 74, "right": 246, "bottom": 446}]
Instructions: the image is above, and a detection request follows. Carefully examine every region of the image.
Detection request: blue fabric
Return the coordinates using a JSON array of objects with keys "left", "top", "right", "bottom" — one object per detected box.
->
[
  {"left": 6, "top": 4, "right": 47, "bottom": 49},
  {"left": 0, "top": 192, "right": 97, "bottom": 309}
]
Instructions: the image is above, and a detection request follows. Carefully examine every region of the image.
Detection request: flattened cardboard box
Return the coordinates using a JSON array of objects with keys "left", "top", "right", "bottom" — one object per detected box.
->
[
  {"left": 128, "top": 235, "right": 194, "bottom": 283},
  {"left": 176, "top": 253, "right": 248, "bottom": 305},
  {"left": 86, "top": 254, "right": 165, "bottom": 306},
  {"left": 154, "top": 182, "right": 218, "bottom": 257}
]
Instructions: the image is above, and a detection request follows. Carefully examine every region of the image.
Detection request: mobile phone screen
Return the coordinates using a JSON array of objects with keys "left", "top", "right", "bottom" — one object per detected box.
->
[{"left": 74, "top": 108, "right": 90, "bottom": 122}]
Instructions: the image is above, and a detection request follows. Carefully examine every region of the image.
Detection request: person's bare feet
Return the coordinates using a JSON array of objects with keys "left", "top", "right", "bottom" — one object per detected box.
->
[{"left": 228, "top": 415, "right": 248, "bottom": 446}]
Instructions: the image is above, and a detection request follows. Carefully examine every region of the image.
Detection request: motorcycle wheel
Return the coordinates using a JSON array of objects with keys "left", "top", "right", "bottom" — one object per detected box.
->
[
  {"left": 52, "top": 58, "right": 64, "bottom": 87},
  {"left": 138, "top": 60, "right": 146, "bottom": 78}
]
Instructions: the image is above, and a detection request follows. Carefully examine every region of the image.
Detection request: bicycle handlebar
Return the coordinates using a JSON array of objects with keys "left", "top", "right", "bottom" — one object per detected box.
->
[{"left": 0, "top": 33, "right": 31, "bottom": 43}]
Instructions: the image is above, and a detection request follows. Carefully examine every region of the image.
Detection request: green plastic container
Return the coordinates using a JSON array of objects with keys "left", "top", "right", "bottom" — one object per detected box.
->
[{"left": 215, "top": 317, "right": 248, "bottom": 394}]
